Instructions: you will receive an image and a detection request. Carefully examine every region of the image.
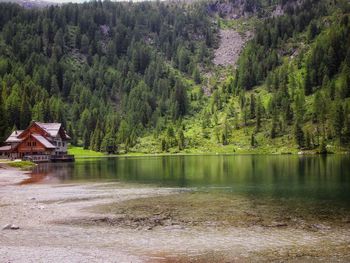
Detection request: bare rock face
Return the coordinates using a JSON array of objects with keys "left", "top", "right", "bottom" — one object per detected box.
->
[
  {"left": 213, "top": 29, "right": 252, "bottom": 67},
  {"left": 207, "top": 0, "right": 259, "bottom": 19}
]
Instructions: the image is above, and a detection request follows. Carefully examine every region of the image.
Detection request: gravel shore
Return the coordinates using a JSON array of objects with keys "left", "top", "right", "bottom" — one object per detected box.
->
[{"left": 1, "top": 166, "right": 349, "bottom": 262}]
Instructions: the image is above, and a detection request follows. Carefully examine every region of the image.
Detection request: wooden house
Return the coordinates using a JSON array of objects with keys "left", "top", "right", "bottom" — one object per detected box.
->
[{"left": 0, "top": 122, "right": 74, "bottom": 162}]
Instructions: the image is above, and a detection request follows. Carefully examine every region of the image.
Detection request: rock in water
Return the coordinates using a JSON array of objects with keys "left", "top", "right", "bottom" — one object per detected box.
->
[
  {"left": 2, "top": 224, "right": 20, "bottom": 230},
  {"left": 2, "top": 224, "right": 12, "bottom": 230}
]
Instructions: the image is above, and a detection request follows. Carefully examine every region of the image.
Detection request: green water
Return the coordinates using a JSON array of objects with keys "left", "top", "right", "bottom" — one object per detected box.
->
[{"left": 32, "top": 155, "right": 350, "bottom": 204}]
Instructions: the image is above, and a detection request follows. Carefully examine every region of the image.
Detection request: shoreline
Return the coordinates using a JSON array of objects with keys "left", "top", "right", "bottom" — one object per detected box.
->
[
  {"left": 73, "top": 151, "right": 350, "bottom": 159},
  {"left": 0, "top": 164, "right": 32, "bottom": 186}
]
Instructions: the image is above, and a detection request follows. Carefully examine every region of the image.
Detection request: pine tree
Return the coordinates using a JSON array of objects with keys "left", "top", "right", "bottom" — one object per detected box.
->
[
  {"left": 193, "top": 67, "right": 201, "bottom": 84},
  {"left": 251, "top": 133, "right": 256, "bottom": 147},
  {"left": 177, "top": 47, "right": 190, "bottom": 73},
  {"left": 294, "top": 121, "right": 305, "bottom": 149},
  {"left": 242, "top": 104, "right": 249, "bottom": 127},
  {"left": 344, "top": 103, "right": 350, "bottom": 141},
  {"left": 255, "top": 96, "right": 263, "bottom": 132},
  {"left": 332, "top": 101, "right": 344, "bottom": 140},
  {"left": 0, "top": 94, "right": 7, "bottom": 142},
  {"left": 20, "top": 96, "right": 31, "bottom": 129},
  {"left": 221, "top": 117, "right": 230, "bottom": 145},
  {"left": 319, "top": 137, "right": 327, "bottom": 154},
  {"left": 6, "top": 85, "right": 21, "bottom": 128},
  {"left": 50, "top": 76, "right": 60, "bottom": 95},
  {"left": 177, "top": 129, "right": 185, "bottom": 150},
  {"left": 32, "top": 102, "right": 45, "bottom": 122},
  {"left": 166, "top": 125, "right": 175, "bottom": 147},
  {"left": 305, "top": 131, "right": 311, "bottom": 149},
  {"left": 250, "top": 94, "right": 256, "bottom": 119},
  {"left": 313, "top": 91, "right": 327, "bottom": 136},
  {"left": 201, "top": 110, "right": 211, "bottom": 128},
  {"left": 304, "top": 66, "right": 313, "bottom": 96},
  {"left": 294, "top": 89, "right": 306, "bottom": 123},
  {"left": 270, "top": 112, "right": 278, "bottom": 139},
  {"left": 173, "top": 80, "right": 188, "bottom": 118},
  {"left": 83, "top": 130, "right": 90, "bottom": 150},
  {"left": 101, "top": 131, "right": 116, "bottom": 153},
  {"left": 80, "top": 34, "right": 89, "bottom": 53},
  {"left": 161, "top": 137, "right": 168, "bottom": 152},
  {"left": 117, "top": 120, "right": 129, "bottom": 144},
  {"left": 339, "top": 64, "right": 350, "bottom": 98}
]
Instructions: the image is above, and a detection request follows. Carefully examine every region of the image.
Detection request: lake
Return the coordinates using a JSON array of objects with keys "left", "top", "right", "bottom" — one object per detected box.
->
[{"left": 28, "top": 154, "right": 350, "bottom": 206}]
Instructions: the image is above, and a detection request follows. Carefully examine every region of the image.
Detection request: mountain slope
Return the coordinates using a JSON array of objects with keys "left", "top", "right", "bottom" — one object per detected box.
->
[{"left": 0, "top": 0, "right": 349, "bottom": 154}]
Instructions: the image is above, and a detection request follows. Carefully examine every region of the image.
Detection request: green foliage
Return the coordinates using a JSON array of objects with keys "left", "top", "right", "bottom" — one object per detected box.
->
[
  {"left": 6, "top": 161, "right": 36, "bottom": 170},
  {"left": 0, "top": 0, "right": 349, "bottom": 155},
  {"left": 0, "top": 1, "right": 213, "bottom": 150},
  {"left": 68, "top": 146, "right": 105, "bottom": 157}
]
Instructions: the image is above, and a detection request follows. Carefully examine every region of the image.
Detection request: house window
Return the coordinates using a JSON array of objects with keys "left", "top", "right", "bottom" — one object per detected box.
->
[{"left": 62, "top": 142, "right": 65, "bottom": 147}]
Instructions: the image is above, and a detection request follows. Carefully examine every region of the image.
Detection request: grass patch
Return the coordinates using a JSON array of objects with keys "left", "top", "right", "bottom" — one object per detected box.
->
[
  {"left": 68, "top": 146, "right": 105, "bottom": 157},
  {"left": 6, "top": 161, "right": 36, "bottom": 170}
]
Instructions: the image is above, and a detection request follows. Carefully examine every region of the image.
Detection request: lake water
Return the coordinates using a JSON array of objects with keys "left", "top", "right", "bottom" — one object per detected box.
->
[{"left": 29, "top": 155, "right": 350, "bottom": 206}]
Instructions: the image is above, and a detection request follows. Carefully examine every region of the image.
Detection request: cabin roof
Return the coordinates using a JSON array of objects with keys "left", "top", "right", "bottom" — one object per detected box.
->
[
  {"left": 35, "top": 122, "right": 62, "bottom": 137},
  {"left": 5, "top": 130, "right": 24, "bottom": 143},
  {"left": 4, "top": 122, "right": 70, "bottom": 145},
  {"left": 31, "top": 134, "right": 56, "bottom": 149},
  {"left": 0, "top": 145, "right": 12, "bottom": 152}
]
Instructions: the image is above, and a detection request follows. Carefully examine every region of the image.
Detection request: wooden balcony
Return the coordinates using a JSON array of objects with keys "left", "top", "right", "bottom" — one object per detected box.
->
[
  {"left": 23, "top": 154, "right": 75, "bottom": 163},
  {"left": 50, "top": 154, "right": 75, "bottom": 162}
]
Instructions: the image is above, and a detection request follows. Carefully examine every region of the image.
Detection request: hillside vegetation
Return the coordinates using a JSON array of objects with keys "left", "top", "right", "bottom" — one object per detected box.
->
[{"left": 0, "top": 0, "right": 349, "bottom": 154}]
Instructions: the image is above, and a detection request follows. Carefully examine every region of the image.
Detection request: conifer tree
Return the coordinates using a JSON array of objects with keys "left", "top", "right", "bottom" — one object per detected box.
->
[
  {"left": 177, "top": 129, "right": 185, "bottom": 150},
  {"left": 294, "top": 121, "right": 305, "bottom": 149},
  {"left": 20, "top": 96, "right": 31, "bottom": 129},
  {"left": 332, "top": 101, "right": 344, "bottom": 140},
  {"left": 83, "top": 130, "right": 90, "bottom": 150},
  {"left": 251, "top": 133, "right": 256, "bottom": 147},
  {"left": 270, "top": 112, "right": 278, "bottom": 139},
  {"left": 0, "top": 94, "right": 7, "bottom": 142},
  {"left": 250, "top": 94, "right": 256, "bottom": 119},
  {"left": 193, "top": 67, "right": 201, "bottom": 84},
  {"left": 319, "top": 137, "right": 327, "bottom": 154},
  {"left": 255, "top": 96, "right": 263, "bottom": 132},
  {"left": 221, "top": 117, "right": 230, "bottom": 145}
]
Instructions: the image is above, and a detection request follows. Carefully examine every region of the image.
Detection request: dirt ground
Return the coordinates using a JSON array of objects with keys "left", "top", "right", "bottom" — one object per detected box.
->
[{"left": 1, "top": 166, "right": 350, "bottom": 263}]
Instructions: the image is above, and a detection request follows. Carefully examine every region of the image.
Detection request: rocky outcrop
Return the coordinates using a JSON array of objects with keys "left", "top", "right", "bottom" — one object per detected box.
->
[{"left": 213, "top": 29, "right": 252, "bottom": 67}]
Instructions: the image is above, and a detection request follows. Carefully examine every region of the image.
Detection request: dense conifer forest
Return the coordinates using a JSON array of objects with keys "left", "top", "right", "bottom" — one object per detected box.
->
[{"left": 0, "top": 0, "right": 349, "bottom": 154}]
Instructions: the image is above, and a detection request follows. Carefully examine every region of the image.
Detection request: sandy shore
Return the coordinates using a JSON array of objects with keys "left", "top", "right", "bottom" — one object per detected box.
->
[{"left": 0, "top": 166, "right": 350, "bottom": 262}]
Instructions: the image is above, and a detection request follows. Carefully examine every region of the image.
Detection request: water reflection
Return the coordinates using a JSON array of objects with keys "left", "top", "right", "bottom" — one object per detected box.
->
[
  {"left": 23, "top": 163, "right": 73, "bottom": 184},
  {"left": 29, "top": 155, "right": 350, "bottom": 204}
]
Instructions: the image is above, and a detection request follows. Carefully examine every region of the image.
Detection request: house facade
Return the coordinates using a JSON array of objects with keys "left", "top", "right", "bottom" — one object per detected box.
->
[{"left": 0, "top": 122, "right": 72, "bottom": 162}]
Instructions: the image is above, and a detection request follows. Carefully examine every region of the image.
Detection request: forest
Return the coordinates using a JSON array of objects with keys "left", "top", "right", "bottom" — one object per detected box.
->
[{"left": 0, "top": 0, "right": 349, "bottom": 154}]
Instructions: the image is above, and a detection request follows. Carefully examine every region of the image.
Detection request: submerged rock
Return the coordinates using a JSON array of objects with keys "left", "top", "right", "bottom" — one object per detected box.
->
[
  {"left": 2, "top": 224, "right": 20, "bottom": 230},
  {"left": 311, "top": 224, "right": 331, "bottom": 231},
  {"left": 2, "top": 224, "right": 11, "bottom": 230},
  {"left": 266, "top": 222, "right": 288, "bottom": 227}
]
